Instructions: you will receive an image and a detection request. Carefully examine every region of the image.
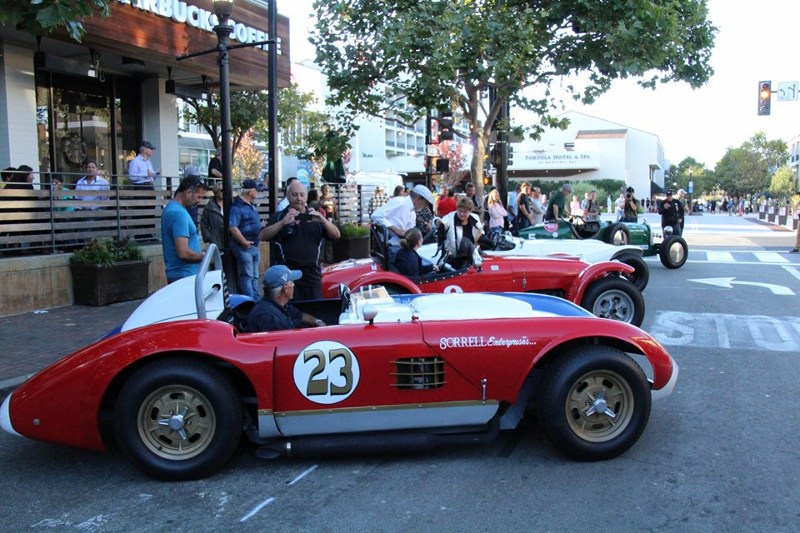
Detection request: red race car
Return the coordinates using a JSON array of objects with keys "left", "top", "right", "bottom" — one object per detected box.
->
[
  {"left": 322, "top": 227, "right": 646, "bottom": 326},
  {"left": 1, "top": 247, "right": 677, "bottom": 480}
]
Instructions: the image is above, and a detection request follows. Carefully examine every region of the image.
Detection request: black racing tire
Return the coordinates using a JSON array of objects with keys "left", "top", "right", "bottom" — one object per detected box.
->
[
  {"left": 612, "top": 253, "right": 649, "bottom": 292},
  {"left": 114, "top": 357, "right": 243, "bottom": 481},
  {"left": 659, "top": 235, "right": 688, "bottom": 269},
  {"left": 536, "top": 346, "right": 651, "bottom": 461},
  {"left": 604, "top": 223, "right": 630, "bottom": 246},
  {"left": 581, "top": 276, "right": 645, "bottom": 327}
]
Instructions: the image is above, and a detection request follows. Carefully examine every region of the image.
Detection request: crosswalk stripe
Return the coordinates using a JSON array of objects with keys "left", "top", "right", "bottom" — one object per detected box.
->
[
  {"left": 706, "top": 251, "right": 735, "bottom": 263},
  {"left": 753, "top": 252, "right": 789, "bottom": 263}
]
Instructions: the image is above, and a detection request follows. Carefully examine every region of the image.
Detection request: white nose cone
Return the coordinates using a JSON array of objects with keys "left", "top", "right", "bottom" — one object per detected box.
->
[{"left": 1, "top": 394, "right": 21, "bottom": 437}]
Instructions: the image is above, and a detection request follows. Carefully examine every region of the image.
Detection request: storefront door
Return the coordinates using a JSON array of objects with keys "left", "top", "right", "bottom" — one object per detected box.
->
[{"left": 35, "top": 72, "right": 140, "bottom": 185}]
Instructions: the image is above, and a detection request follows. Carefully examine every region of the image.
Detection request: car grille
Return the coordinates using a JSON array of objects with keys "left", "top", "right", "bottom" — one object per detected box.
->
[{"left": 393, "top": 357, "right": 445, "bottom": 389}]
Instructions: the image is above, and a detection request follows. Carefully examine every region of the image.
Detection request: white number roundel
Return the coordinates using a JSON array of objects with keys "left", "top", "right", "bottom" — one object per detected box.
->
[{"left": 293, "top": 341, "right": 360, "bottom": 405}]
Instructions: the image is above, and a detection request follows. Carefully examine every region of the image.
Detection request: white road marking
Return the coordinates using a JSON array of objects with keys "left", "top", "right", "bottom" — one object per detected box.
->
[
  {"left": 783, "top": 265, "right": 800, "bottom": 282},
  {"left": 240, "top": 497, "right": 276, "bottom": 522},
  {"left": 650, "top": 312, "right": 800, "bottom": 352},
  {"left": 753, "top": 251, "right": 789, "bottom": 263},
  {"left": 706, "top": 251, "right": 734, "bottom": 263},
  {"left": 688, "top": 277, "right": 795, "bottom": 295},
  {"left": 288, "top": 464, "right": 319, "bottom": 486}
]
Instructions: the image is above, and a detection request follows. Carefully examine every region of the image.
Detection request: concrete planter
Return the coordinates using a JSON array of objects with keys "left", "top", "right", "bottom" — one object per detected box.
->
[
  {"left": 332, "top": 235, "right": 370, "bottom": 262},
  {"left": 70, "top": 260, "right": 150, "bottom": 306}
]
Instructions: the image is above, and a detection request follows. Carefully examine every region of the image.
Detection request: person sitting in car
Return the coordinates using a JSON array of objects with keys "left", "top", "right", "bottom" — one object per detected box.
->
[
  {"left": 437, "top": 197, "right": 483, "bottom": 268},
  {"left": 393, "top": 228, "right": 437, "bottom": 278},
  {"left": 247, "top": 265, "right": 326, "bottom": 333}
]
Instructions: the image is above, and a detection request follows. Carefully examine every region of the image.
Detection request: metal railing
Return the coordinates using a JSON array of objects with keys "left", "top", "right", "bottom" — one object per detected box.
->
[{"left": 0, "top": 176, "right": 380, "bottom": 256}]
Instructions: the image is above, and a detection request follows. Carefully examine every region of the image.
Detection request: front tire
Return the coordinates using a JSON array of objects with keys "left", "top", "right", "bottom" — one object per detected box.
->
[
  {"left": 536, "top": 346, "right": 651, "bottom": 461},
  {"left": 613, "top": 253, "right": 649, "bottom": 292},
  {"left": 659, "top": 235, "right": 688, "bottom": 269},
  {"left": 114, "top": 358, "right": 243, "bottom": 481},
  {"left": 604, "top": 223, "right": 630, "bottom": 245},
  {"left": 581, "top": 277, "right": 645, "bottom": 326}
]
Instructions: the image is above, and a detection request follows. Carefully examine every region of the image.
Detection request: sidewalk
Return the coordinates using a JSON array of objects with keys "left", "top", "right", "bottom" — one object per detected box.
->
[{"left": 0, "top": 299, "right": 142, "bottom": 397}]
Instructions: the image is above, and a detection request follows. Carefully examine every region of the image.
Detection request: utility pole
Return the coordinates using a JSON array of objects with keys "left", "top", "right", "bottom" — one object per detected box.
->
[{"left": 489, "top": 87, "right": 509, "bottom": 207}]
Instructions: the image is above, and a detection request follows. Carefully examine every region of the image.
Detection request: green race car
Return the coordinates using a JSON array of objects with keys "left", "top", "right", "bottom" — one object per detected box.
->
[{"left": 519, "top": 216, "right": 688, "bottom": 269}]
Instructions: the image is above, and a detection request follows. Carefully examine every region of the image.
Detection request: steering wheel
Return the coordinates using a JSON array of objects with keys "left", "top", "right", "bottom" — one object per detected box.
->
[
  {"left": 436, "top": 251, "right": 453, "bottom": 272},
  {"left": 338, "top": 283, "right": 351, "bottom": 315}
]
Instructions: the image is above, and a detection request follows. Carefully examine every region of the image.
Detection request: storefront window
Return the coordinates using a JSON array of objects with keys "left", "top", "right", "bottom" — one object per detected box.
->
[{"left": 35, "top": 72, "right": 140, "bottom": 185}]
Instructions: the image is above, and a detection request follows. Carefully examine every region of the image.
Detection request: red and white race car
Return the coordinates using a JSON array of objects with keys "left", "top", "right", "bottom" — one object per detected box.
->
[
  {"left": 322, "top": 228, "right": 646, "bottom": 326},
  {"left": 1, "top": 246, "right": 677, "bottom": 480}
]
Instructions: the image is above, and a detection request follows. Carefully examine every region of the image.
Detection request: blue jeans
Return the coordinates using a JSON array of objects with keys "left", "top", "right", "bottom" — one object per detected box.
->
[{"left": 232, "top": 244, "right": 260, "bottom": 299}]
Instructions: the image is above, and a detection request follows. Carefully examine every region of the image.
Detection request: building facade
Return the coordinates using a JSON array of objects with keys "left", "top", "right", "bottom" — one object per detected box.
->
[{"left": 0, "top": 0, "right": 290, "bottom": 186}]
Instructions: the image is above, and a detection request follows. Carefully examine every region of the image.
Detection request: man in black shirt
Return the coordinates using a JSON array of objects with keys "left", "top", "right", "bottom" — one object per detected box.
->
[
  {"left": 247, "top": 265, "right": 326, "bottom": 332},
  {"left": 208, "top": 147, "right": 223, "bottom": 183},
  {"left": 259, "top": 180, "right": 340, "bottom": 300},
  {"left": 658, "top": 189, "right": 683, "bottom": 235}
]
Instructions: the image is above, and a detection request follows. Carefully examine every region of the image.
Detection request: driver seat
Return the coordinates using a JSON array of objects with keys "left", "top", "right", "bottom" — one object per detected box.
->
[{"left": 568, "top": 219, "right": 601, "bottom": 239}]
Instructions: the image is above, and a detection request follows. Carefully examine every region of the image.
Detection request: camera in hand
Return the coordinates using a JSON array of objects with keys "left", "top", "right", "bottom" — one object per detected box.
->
[
  {"left": 296, "top": 212, "right": 312, "bottom": 222},
  {"left": 626, "top": 193, "right": 632, "bottom": 199}
]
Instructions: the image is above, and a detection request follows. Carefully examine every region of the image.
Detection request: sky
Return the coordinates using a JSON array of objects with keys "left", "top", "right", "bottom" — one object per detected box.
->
[{"left": 277, "top": 0, "right": 800, "bottom": 169}]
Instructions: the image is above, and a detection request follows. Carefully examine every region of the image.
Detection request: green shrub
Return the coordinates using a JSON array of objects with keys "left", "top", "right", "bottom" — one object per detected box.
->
[
  {"left": 70, "top": 237, "right": 145, "bottom": 267},
  {"left": 338, "top": 222, "right": 369, "bottom": 239}
]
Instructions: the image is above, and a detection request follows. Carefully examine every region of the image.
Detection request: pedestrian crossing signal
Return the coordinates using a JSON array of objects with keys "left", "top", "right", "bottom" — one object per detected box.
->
[{"left": 758, "top": 81, "right": 771, "bottom": 116}]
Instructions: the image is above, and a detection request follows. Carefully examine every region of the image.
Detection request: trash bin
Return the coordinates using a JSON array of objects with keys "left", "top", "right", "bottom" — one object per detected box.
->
[{"left": 778, "top": 206, "right": 788, "bottom": 226}]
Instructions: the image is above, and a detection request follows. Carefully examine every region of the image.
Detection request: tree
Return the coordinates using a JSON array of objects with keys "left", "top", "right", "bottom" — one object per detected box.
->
[
  {"left": 435, "top": 141, "right": 469, "bottom": 187},
  {"left": 0, "top": 0, "right": 110, "bottom": 42},
  {"left": 714, "top": 147, "right": 768, "bottom": 196},
  {"left": 743, "top": 132, "right": 788, "bottom": 174},
  {"left": 769, "top": 166, "right": 796, "bottom": 199},
  {"left": 233, "top": 130, "right": 265, "bottom": 181},
  {"left": 311, "top": 0, "right": 716, "bottom": 199},
  {"left": 713, "top": 133, "right": 788, "bottom": 195},
  {"left": 181, "top": 91, "right": 271, "bottom": 159},
  {"left": 667, "top": 157, "right": 712, "bottom": 195}
]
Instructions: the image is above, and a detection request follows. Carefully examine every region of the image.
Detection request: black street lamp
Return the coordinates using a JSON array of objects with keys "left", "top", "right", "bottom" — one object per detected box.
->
[{"left": 212, "top": 0, "right": 234, "bottom": 260}]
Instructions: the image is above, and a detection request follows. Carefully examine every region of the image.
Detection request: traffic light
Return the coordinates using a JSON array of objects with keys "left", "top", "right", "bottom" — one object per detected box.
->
[
  {"left": 435, "top": 158, "right": 450, "bottom": 172},
  {"left": 439, "top": 112, "right": 454, "bottom": 141},
  {"left": 758, "top": 81, "right": 771, "bottom": 116},
  {"left": 507, "top": 145, "right": 514, "bottom": 166},
  {"left": 429, "top": 118, "right": 440, "bottom": 145}
]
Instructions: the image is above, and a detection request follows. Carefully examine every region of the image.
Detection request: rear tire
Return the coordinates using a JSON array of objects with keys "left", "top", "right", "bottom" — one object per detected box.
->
[
  {"left": 659, "top": 236, "right": 688, "bottom": 269},
  {"left": 536, "top": 346, "right": 651, "bottom": 461},
  {"left": 613, "top": 253, "right": 649, "bottom": 292},
  {"left": 581, "top": 277, "right": 645, "bottom": 326},
  {"left": 114, "top": 357, "right": 243, "bottom": 481},
  {"left": 604, "top": 223, "right": 630, "bottom": 245}
]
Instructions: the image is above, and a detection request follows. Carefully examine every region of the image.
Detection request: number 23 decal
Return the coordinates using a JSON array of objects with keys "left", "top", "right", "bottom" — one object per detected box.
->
[{"left": 293, "top": 341, "right": 360, "bottom": 405}]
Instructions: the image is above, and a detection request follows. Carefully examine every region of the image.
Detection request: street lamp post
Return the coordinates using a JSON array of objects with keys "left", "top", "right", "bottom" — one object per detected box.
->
[{"left": 212, "top": 0, "right": 234, "bottom": 258}]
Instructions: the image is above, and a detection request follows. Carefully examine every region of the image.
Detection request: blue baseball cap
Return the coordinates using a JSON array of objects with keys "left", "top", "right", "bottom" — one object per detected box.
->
[
  {"left": 242, "top": 179, "right": 258, "bottom": 190},
  {"left": 263, "top": 265, "right": 302, "bottom": 289}
]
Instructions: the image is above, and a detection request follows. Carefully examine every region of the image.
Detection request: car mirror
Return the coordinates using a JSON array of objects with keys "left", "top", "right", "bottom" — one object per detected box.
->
[{"left": 362, "top": 304, "right": 378, "bottom": 324}]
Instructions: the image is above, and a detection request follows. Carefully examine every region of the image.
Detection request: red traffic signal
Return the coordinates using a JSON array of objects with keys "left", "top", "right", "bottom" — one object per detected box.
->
[
  {"left": 758, "top": 81, "right": 771, "bottom": 116},
  {"left": 439, "top": 112, "right": 454, "bottom": 141}
]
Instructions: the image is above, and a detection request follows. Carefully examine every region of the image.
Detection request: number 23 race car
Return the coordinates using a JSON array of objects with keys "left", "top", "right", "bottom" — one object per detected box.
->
[{"left": 1, "top": 246, "right": 677, "bottom": 480}]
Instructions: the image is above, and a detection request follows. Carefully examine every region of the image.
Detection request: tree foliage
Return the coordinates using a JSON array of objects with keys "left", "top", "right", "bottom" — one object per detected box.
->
[
  {"left": 0, "top": 0, "right": 110, "bottom": 42},
  {"left": 667, "top": 157, "right": 712, "bottom": 195},
  {"left": 714, "top": 132, "right": 788, "bottom": 195},
  {"left": 769, "top": 166, "right": 796, "bottom": 198},
  {"left": 233, "top": 130, "right": 265, "bottom": 181},
  {"left": 311, "top": 0, "right": 716, "bottom": 196}
]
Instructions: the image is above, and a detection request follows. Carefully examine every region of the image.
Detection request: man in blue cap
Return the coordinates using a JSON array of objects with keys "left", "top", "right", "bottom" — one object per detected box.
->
[
  {"left": 247, "top": 265, "right": 327, "bottom": 332},
  {"left": 229, "top": 178, "right": 262, "bottom": 299}
]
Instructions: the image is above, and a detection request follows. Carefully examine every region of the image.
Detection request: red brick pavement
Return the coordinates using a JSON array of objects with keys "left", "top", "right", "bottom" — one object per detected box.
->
[{"left": 0, "top": 299, "right": 142, "bottom": 386}]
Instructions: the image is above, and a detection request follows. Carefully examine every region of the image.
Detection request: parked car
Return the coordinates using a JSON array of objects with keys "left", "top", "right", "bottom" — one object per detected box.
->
[
  {"left": 519, "top": 215, "right": 688, "bottom": 269},
  {"left": 322, "top": 226, "right": 646, "bottom": 326},
  {"left": 417, "top": 234, "right": 650, "bottom": 291},
  {"left": 0, "top": 247, "right": 678, "bottom": 480}
]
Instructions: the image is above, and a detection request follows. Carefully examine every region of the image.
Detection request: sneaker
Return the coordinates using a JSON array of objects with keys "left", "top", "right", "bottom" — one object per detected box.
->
[{"left": 790, "top": 248, "right": 799, "bottom": 254}]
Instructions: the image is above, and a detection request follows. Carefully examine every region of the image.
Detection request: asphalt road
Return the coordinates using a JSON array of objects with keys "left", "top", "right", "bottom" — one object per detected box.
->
[{"left": 1, "top": 213, "right": 799, "bottom": 532}]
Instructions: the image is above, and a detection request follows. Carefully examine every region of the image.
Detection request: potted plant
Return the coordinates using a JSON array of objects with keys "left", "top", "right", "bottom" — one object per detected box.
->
[
  {"left": 332, "top": 222, "right": 371, "bottom": 262},
  {"left": 70, "top": 237, "right": 150, "bottom": 306}
]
